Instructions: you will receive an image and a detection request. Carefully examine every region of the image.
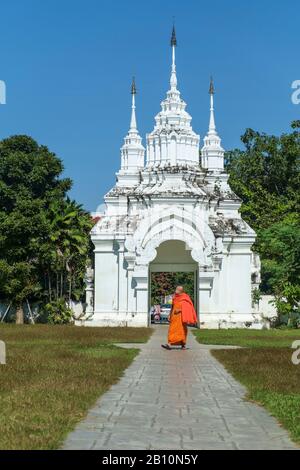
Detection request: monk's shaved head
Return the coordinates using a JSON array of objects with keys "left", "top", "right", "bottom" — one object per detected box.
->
[{"left": 175, "top": 285, "right": 184, "bottom": 294}]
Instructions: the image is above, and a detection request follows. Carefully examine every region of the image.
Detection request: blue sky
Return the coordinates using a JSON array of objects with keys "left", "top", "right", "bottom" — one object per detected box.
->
[{"left": 0, "top": 0, "right": 299, "bottom": 210}]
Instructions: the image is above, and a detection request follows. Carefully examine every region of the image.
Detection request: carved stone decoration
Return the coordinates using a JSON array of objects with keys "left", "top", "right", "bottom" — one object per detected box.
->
[
  {"left": 83, "top": 266, "right": 94, "bottom": 319},
  {"left": 85, "top": 266, "right": 94, "bottom": 284}
]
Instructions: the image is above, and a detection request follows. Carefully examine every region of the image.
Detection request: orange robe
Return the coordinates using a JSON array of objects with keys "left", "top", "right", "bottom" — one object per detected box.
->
[
  {"left": 168, "top": 293, "right": 197, "bottom": 346},
  {"left": 168, "top": 302, "right": 188, "bottom": 346}
]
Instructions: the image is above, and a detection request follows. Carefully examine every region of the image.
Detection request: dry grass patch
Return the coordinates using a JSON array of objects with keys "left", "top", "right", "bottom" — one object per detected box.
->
[
  {"left": 0, "top": 324, "right": 152, "bottom": 450},
  {"left": 193, "top": 329, "right": 300, "bottom": 445},
  {"left": 194, "top": 328, "right": 300, "bottom": 348},
  {"left": 212, "top": 348, "right": 300, "bottom": 444}
]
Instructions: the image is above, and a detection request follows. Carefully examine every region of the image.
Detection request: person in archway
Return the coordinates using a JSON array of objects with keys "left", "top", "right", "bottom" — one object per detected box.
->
[{"left": 161, "top": 286, "right": 197, "bottom": 350}]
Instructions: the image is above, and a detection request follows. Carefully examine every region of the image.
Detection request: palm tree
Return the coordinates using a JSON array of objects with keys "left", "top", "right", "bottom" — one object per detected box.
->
[{"left": 40, "top": 199, "right": 92, "bottom": 306}]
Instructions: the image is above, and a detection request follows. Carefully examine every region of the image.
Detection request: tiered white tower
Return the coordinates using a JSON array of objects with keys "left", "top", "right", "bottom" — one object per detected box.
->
[
  {"left": 201, "top": 78, "right": 225, "bottom": 170},
  {"left": 117, "top": 78, "right": 145, "bottom": 187},
  {"left": 89, "top": 27, "right": 263, "bottom": 329},
  {"left": 146, "top": 27, "right": 200, "bottom": 167}
]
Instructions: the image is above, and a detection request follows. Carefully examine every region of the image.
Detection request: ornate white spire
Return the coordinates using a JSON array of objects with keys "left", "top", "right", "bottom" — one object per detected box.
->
[
  {"left": 201, "top": 77, "right": 224, "bottom": 171},
  {"left": 118, "top": 78, "right": 145, "bottom": 184},
  {"left": 145, "top": 27, "right": 200, "bottom": 167},
  {"left": 129, "top": 77, "right": 137, "bottom": 131},
  {"left": 208, "top": 77, "right": 216, "bottom": 135},
  {"left": 170, "top": 25, "right": 177, "bottom": 91}
]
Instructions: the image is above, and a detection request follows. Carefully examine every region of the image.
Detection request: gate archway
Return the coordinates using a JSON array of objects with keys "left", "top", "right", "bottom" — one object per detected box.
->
[{"left": 149, "top": 240, "right": 199, "bottom": 318}]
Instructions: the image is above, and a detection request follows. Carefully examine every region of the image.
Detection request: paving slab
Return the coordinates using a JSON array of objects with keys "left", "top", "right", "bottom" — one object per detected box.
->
[{"left": 63, "top": 325, "right": 298, "bottom": 450}]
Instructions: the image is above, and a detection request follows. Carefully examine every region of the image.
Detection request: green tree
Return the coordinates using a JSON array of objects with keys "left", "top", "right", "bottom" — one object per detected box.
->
[
  {"left": 151, "top": 272, "right": 195, "bottom": 305},
  {"left": 36, "top": 198, "right": 93, "bottom": 307},
  {"left": 0, "top": 135, "right": 92, "bottom": 323},
  {"left": 226, "top": 121, "right": 300, "bottom": 321}
]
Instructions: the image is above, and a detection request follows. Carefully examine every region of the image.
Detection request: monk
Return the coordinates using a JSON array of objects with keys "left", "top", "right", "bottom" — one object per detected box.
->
[{"left": 161, "top": 286, "right": 197, "bottom": 350}]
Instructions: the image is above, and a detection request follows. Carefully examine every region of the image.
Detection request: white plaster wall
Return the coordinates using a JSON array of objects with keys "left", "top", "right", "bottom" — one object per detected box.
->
[
  {"left": 225, "top": 253, "right": 252, "bottom": 313},
  {"left": 94, "top": 243, "right": 118, "bottom": 313},
  {"left": 200, "top": 313, "right": 269, "bottom": 330},
  {"left": 212, "top": 255, "right": 230, "bottom": 313}
]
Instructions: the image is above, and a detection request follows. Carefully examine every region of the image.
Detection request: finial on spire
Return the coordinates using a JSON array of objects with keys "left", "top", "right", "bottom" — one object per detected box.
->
[
  {"left": 131, "top": 76, "right": 137, "bottom": 95},
  {"left": 129, "top": 77, "right": 137, "bottom": 131},
  {"left": 170, "top": 23, "right": 178, "bottom": 90},
  {"left": 208, "top": 77, "right": 216, "bottom": 135},
  {"left": 209, "top": 76, "right": 215, "bottom": 95},
  {"left": 171, "top": 24, "right": 177, "bottom": 47}
]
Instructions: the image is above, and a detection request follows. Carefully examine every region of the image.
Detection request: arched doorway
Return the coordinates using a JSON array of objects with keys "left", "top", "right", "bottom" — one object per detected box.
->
[{"left": 149, "top": 240, "right": 198, "bottom": 322}]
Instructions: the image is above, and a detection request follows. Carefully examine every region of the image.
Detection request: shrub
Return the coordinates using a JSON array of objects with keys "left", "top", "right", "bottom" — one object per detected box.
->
[{"left": 43, "top": 299, "right": 73, "bottom": 325}]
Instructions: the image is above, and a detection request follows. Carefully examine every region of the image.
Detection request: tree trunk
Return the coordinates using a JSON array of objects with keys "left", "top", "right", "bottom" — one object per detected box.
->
[
  {"left": 68, "top": 274, "right": 72, "bottom": 305},
  {"left": 48, "top": 271, "right": 52, "bottom": 302},
  {"left": 60, "top": 271, "right": 63, "bottom": 298},
  {"left": 15, "top": 304, "right": 24, "bottom": 324},
  {"left": 56, "top": 272, "right": 59, "bottom": 300}
]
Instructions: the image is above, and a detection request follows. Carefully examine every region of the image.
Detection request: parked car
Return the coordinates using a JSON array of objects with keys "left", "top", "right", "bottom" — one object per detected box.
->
[
  {"left": 160, "top": 304, "right": 172, "bottom": 323},
  {"left": 150, "top": 305, "right": 161, "bottom": 323},
  {"left": 150, "top": 304, "right": 172, "bottom": 324}
]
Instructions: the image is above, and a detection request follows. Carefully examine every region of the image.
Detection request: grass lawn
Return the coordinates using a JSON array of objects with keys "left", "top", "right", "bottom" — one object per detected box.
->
[
  {"left": 0, "top": 324, "right": 152, "bottom": 450},
  {"left": 194, "top": 328, "right": 300, "bottom": 348},
  {"left": 194, "top": 328, "right": 300, "bottom": 445}
]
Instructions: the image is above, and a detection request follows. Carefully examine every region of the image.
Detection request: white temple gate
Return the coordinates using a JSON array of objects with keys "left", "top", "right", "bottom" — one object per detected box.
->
[{"left": 87, "top": 27, "right": 263, "bottom": 329}]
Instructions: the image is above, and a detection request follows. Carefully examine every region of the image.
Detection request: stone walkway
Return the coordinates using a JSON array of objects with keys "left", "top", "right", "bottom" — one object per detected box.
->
[{"left": 63, "top": 326, "right": 297, "bottom": 450}]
